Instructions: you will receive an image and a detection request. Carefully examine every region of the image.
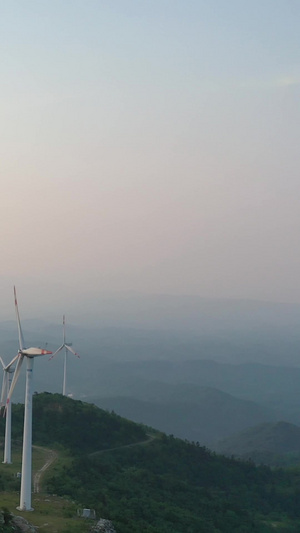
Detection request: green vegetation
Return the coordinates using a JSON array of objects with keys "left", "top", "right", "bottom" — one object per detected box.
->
[
  {"left": 45, "top": 433, "right": 300, "bottom": 533},
  {"left": 2, "top": 393, "right": 300, "bottom": 532},
  {"left": 0, "top": 492, "right": 93, "bottom": 533},
  {"left": 90, "top": 385, "right": 275, "bottom": 447},
  {"left": 0, "top": 507, "right": 14, "bottom": 533},
  {"left": 0, "top": 392, "right": 147, "bottom": 455}
]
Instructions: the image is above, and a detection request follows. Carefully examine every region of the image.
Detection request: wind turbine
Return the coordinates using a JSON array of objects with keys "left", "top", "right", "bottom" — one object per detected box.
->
[
  {"left": 49, "top": 315, "right": 79, "bottom": 396},
  {"left": 0, "top": 354, "right": 18, "bottom": 463},
  {"left": 6, "top": 286, "right": 52, "bottom": 511}
]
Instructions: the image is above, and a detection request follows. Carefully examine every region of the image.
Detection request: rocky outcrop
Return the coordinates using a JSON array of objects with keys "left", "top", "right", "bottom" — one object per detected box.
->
[
  {"left": 0, "top": 511, "right": 38, "bottom": 533},
  {"left": 11, "top": 516, "right": 38, "bottom": 533},
  {"left": 91, "top": 518, "right": 116, "bottom": 533}
]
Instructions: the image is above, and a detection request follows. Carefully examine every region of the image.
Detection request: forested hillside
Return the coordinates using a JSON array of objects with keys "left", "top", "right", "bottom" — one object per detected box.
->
[
  {"left": 91, "top": 386, "right": 276, "bottom": 447},
  {"left": 2, "top": 394, "right": 300, "bottom": 532},
  {"left": 217, "top": 421, "right": 300, "bottom": 466},
  {"left": 0, "top": 393, "right": 146, "bottom": 454}
]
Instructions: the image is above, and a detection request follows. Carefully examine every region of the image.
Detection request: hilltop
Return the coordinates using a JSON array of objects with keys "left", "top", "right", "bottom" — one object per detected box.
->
[{"left": 0, "top": 392, "right": 146, "bottom": 454}]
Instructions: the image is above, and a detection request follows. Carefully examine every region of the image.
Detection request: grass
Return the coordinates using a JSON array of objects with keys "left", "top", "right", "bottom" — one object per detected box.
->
[
  {"left": 1, "top": 492, "right": 94, "bottom": 533},
  {"left": 0, "top": 444, "right": 93, "bottom": 533}
]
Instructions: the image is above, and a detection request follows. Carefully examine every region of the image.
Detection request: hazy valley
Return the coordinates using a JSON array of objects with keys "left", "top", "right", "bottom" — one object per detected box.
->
[{"left": 2, "top": 295, "right": 300, "bottom": 454}]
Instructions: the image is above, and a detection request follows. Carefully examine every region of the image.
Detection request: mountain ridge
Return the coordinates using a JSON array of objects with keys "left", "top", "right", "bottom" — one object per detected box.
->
[
  {"left": 2, "top": 393, "right": 300, "bottom": 532},
  {"left": 216, "top": 420, "right": 300, "bottom": 465}
]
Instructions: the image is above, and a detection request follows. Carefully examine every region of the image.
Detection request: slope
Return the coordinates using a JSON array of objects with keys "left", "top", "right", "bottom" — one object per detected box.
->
[
  {"left": 217, "top": 421, "right": 300, "bottom": 465},
  {"left": 88, "top": 384, "right": 276, "bottom": 447},
  {"left": 2, "top": 394, "right": 300, "bottom": 532},
  {"left": 0, "top": 392, "right": 147, "bottom": 455}
]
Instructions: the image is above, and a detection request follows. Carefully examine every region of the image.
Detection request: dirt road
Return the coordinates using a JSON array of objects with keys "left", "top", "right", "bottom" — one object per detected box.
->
[
  {"left": 89, "top": 434, "right": 156, "bottom": 457},
  {"left": 33, "top": 446, "right": 58, "bottom": 493}
]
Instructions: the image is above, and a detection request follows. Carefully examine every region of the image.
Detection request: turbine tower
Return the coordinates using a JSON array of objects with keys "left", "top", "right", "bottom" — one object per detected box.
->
[
  {"left": 49, "top": 315, "right": 79, "bottom": 396},
  {"left": 6, "top": 287, "right": 52, "bottom": 511},
  {"left": 0, "top": 354, "right": 18, "bottom": 463}
]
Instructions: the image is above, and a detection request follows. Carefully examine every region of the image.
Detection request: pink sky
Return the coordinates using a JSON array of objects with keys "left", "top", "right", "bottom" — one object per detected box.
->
[{"left": 1, "top": 1, "right": 300, "bottom": 313}]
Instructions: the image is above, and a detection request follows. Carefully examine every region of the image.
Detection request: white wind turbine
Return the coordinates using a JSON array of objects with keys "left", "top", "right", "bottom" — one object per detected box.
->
[
  {"left": 6, "top": 286, "right": 52, "bottom": 511},
  {"left": 49, "top": 315, "right": 80, "bottom": 396},
  {"left": 0, "top": 354, "right": 18, "bottom": 463}
]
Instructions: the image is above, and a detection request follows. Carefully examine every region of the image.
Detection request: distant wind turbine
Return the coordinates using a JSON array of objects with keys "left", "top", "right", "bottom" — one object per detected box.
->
[
  {"left": 6, "top": 286, "right": 52, "bottom": 511},
  {"left": 0, "top": 354, "right": 18, "bottom": 463},
  {"left": 49, "top": 315, "right": 80, "bottom": 396}
]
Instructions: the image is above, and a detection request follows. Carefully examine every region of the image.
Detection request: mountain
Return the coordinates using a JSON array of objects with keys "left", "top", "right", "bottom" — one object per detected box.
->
[
  {"left": 0, "top": 392, "right": 146, "bottom": 454},
  {"left": 80, "top": 359, "right": 300, "bottom": 424},
  {"left": 3, "top": 393, "right": 300, "bottom": 532},
  {"left": 216, "top": 421, "right": 300, "bottom": 465},
  {"left": 5, "top": 345, "right": 300, "bottom": 445},
  {"left": 89, "top": 385, "right": 276, "bottom": 447},
  {"left": 2, "top": 292, "right": 300, "bottom": 369}
]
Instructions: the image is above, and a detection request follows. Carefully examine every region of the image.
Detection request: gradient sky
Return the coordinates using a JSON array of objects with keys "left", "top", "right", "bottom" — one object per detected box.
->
[{"left": 1, "top": 0, "right": 300, "bottom": 314}]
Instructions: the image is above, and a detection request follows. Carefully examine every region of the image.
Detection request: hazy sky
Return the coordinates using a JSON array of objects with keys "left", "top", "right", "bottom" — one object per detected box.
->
[{"left": 1, "top": 0, "right": 300, "bottom": 312}]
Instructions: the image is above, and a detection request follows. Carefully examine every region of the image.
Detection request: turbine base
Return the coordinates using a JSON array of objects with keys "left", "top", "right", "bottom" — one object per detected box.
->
[{"left": 16, "top": 506, "right": 34, "bottom": 512}]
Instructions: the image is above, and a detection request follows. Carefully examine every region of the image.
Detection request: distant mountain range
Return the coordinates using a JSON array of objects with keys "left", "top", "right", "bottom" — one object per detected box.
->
[
  {"left": 88, "top": 384, "right": 277, "bottom": 447},
  {"left": 216, "top": 421, "right": 300, "bottom": 466},
  {"left": 2, "top": 293, "right": 300, "bottom": 450},
  {"left": 80, "top": 358, "right": 300, "bottom": 423},
  {"left": 2, "top": 292, "right": 300, "bottom": 363}
]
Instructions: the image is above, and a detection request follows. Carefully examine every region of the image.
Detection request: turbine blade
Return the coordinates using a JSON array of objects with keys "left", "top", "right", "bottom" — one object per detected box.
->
[
  {"left": 0, "top": 372, "right": 7, "bottom": 407},
  {"left": 48, "top": 345, "right": 64, "bottom": 361},
  {"left": 65, "top": 345, "right": 80, "bottom": 358},
  {"left": 4, "top": 354, "right": 19, "bottom": 372},
  {"left": 0, "top": 354, "right": 19, "bottom": 408},
  {"left": 6, "top": 354, "right": 24, "bottom": 405},
  {"left": 0, "top": 356, "right": 5, "bottom": 369},
  {"left": 14, "top": 286, "right": 26, "bottom": 351},
  {"left": 63, "top": 315, "right": 66, "bottom": 344}
]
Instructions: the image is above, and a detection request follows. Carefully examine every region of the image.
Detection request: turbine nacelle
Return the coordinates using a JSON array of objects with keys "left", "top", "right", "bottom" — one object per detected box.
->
[
  {"left": 6, "top": 289, "right": 53, "bottom": 406},
  {"left": 20, "top": 348, "right": 52, "bottom": 357}
]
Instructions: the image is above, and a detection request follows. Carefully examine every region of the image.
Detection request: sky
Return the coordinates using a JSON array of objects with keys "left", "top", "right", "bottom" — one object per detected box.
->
[{"left": 1, "top": 0, "right": 300, "bottom": 317}]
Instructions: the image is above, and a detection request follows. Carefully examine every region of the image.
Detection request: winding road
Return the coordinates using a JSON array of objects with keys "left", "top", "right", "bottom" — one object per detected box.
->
[
  {"left": 88, "top": 434, "right": 156, "bottom": 457},
  {"left": 33, "top": 446, "right": 58, "bottom": 493},
  {"left": 32, "top": 434, "right": 156, "bottom": 493}
]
